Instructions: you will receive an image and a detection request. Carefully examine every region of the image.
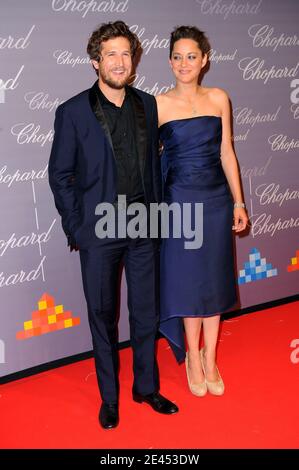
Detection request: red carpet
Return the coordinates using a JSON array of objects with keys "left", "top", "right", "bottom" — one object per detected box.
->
[{"left": 1, "top": 302, "right": 298, "bottom": 449}]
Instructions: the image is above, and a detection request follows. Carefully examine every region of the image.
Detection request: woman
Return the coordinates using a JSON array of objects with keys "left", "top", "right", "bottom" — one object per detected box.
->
[{"left": 156, "top": 26, "right": 248, "bottom": 397}]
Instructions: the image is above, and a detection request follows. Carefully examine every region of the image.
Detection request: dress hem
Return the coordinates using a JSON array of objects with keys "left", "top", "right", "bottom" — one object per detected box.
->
[{"left": 160, "top": 299, "right": 237, "bottom": 322}]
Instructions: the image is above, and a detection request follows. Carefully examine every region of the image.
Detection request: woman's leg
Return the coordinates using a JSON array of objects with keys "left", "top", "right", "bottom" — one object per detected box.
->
[
  {"left": 183, "top": 317, "right": 204, "bottom": 383},
  {"left": 202, "top": 315, "right": 221, "bottom": 381}
]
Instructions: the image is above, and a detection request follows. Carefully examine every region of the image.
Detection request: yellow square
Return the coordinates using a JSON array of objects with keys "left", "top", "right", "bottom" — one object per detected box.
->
[
  {"left": 64, "top": 319, "right": 73, "bottom": 328},
  {"left": 48, "top": 315, "right": 57, "bottom": 324},
  {"left": 55, "top": 305, "right": 63, "bottom": 314},
  {"left": 24, "top": 320, "right": 33, "bottom": 330},
  {"left": 291, "top": 257, "right": 297, "bottom": 265},
  {"left": 38, "top": 301, "right": 47, "bottom": 310}
]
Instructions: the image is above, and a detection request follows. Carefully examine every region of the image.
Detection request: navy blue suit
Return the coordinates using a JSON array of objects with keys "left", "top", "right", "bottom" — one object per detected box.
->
[{"left": 49, "top": 82, "right": 162, "bottom": 403}]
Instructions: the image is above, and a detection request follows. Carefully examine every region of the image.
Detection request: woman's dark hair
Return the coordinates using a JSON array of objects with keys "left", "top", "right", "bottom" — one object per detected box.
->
[
  {"left": 169, "top": 25, "right": 211, "bottom": 58},
  {"left": 87, "top": 20, "right": 140, "bottom": 62}
]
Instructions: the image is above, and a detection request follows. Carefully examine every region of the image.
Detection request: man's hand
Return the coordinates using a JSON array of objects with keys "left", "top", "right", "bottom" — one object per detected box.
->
[
  {"left": 69, "top": 244, "right": 79, "bottom": 252},
  {"left": 67, "top": 234, "right": 79, "bottom": 252}
]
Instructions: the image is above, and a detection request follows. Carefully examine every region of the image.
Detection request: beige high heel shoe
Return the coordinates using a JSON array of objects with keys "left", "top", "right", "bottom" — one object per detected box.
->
[
  {"left": 185, "top": 351, "right": 207, "bottom": 397},
  {"left": 200, "top": 348, "right": 225, "bottom": 396}
]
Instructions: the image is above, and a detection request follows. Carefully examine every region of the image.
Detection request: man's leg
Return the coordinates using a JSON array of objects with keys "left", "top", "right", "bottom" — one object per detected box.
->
[
  {"left": 79, "top": 242, "right": 125, "bottom": 404},
  {"left": 124, "top": 238, "right": 160, "bottom": 395}
]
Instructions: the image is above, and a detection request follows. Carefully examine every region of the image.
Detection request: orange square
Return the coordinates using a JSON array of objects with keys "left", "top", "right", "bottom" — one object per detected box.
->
[
  {"left": 48, "top": 323, "right": 59, "bottom": 332},
  {"left": 17, "top": 330, "right": 34, "bottom": 339},
  {"left": 16, "top": 331, "right": 26, "bottom": 340},
  {"left": 46, "top": 307, "right": 56, "bottom": 316},
  {"left": 56, "top": 311, "right": 72, "bottom": 321},
  {"left": 32, "top": 327, "right": 42, "bottom": 336},
  {"left": 32, "top": 318, "right": 42, "bottom": 328},
  {"left": 41, "top": 316, "right": 50, "bottom": 326},
  {"left": 72, "top": 317, "right": 80, "bottom": 326},
  {"left": 40, "top": 325, "right": 51, "bottom": 334},
  {"left": 288, "top": 265, "right": 298, "bottom": 272},
  {"left": 24, "top": 330, "right": 34, "bottom": 339},
  {"left": 56, "top": 321, "right": 65, "bottom": 330},
  {"left": 32, "top": 310, "right": 42, "bottom": 320},
  {"left": 63, "top": 310, "right": 72, "bottom": 320}
]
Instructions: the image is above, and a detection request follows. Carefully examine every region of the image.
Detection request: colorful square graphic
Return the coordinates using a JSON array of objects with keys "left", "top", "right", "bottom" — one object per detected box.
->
[
  {"left": 16, "top": 293, "right": 80, "bottom": 340},
  {"left": 287, "top": 250, "right": 299, "bottom": 272},
  {"left": 238, "top": 248, "right": 278, "bottom": 284}
]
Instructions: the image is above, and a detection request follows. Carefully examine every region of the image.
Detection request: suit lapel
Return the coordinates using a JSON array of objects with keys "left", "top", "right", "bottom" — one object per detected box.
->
[
  {"left": 89, "top": 82, "right": 148, "bottom": 175},
  {"left": 88, "top": 81, "right": 115, "bottom": 158},
  {"left": 129, "top": 87, "right": 147, "bottom": 176}
]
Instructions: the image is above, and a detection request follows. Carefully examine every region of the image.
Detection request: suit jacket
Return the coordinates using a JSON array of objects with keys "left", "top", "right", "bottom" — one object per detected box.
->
[{"left": 48, "top": 81, "right": 162, "bottom": 249}]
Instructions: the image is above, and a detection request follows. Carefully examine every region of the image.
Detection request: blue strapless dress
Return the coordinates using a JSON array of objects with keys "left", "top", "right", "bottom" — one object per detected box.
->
[{"left": 159, "top": 116, "right": 237, "bottom": 363}]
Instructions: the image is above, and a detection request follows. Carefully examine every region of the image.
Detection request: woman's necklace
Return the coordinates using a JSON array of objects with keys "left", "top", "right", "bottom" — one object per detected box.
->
[
  {"left": 191, "top": 103, "right": 198, "bottom": 116},
  {"left": 183, "top": 99, "right": 199, "bottom": 116},
  {"left": 174, "top": 88, "right": 201, "bottom": 116}
]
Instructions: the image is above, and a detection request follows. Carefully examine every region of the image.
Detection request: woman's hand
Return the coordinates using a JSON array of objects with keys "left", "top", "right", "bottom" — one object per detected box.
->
[{"left": 232, "top": 208, "right": 249, "bottom": 233}]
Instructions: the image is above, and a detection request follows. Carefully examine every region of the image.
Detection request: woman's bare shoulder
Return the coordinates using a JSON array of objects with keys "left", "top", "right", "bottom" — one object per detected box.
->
[
  {"left": 156, "top": 90, "right": 175, "bottom": 104},
  {"left": 206, "top": 87, "right": 230, "bottom": 102}
]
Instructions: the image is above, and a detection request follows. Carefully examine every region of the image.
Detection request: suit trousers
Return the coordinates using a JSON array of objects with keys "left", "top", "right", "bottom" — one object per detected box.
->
[{"left": 79, "top": 234, "right": 160, "bottom": 403}]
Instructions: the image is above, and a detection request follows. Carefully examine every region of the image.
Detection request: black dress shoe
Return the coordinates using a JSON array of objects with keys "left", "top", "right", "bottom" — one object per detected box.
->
[
  {"left": 99, "top": 403, "right": 119, "bottom": 429},
  {"left": 133, "top": 392, "right": 179, "bottom": 414}
]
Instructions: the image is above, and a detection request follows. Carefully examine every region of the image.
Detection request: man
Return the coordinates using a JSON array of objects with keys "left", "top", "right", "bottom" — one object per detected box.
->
[{"left": 48, "top": 21, "right": 178, "bottom": 429}]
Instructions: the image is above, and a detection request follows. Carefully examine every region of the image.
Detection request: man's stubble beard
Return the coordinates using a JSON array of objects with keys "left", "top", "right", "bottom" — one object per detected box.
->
[
  {"left": 101, "top": 76, "right": 127, "bottom": 90},
  {"left": 100, "top": 69, "right": 131, "bottom": 90}
]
